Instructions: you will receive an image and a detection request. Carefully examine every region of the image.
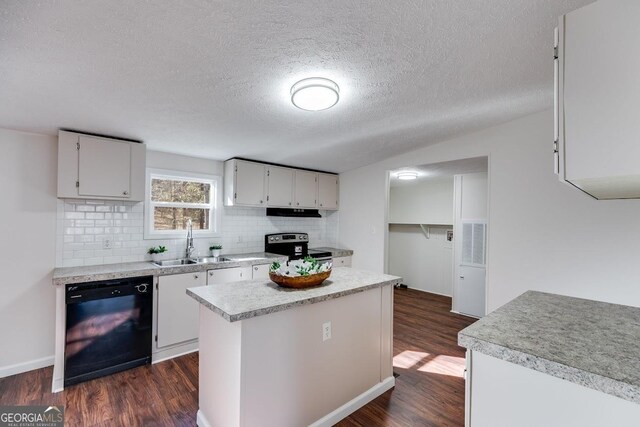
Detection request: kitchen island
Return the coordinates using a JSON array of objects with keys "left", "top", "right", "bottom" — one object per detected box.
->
[
  {"left": 459, "top": 291, "right": 640, "bottom": 427},
  {"left": 187, "top": 267, "right": 402, "bottom": 427}
]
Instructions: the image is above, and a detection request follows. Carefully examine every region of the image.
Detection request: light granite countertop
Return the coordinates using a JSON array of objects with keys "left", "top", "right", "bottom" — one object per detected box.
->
[
  {"left": 187, "top": 267, "right": 402, "bottom": 322},
  {"left": 311, "top": 247, "right": 354, "bottom": 257},
  {"left": 52, "top": 252, "right": 287, "bottom": 286},
  {"left": 458, "top": 291, "right": 640, "bottom": 404}
]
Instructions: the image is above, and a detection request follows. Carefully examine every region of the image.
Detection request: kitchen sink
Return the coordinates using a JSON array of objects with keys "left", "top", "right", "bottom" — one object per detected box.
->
[
  {"left": 222, "top": 256, "right": 263, "bottom": 262},
  {"left": 193, "top": 257, "right": 232, "bottom": 263},
  {"left": 153, "top": 258, "right": 198, "bottom": 267}
]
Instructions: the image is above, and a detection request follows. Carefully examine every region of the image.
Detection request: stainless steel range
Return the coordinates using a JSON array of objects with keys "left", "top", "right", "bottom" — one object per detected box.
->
[{"left": 265, "top": 233, "right": 332, "bottom": 263}]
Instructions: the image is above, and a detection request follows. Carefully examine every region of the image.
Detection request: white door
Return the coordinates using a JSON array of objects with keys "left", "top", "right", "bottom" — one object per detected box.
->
[
  {"left": 157, "top": 272, "right": 205, "bottom": 348},
  {"left": 453, "top": 173, "right": 488, "bottom": 317},
  {"left": 235, "top": 161, "right": 266, "bottom": 206},
  {"left": 318, "top": 173, "right": 338, "bottom": 210},
  {"left": 294, "top": 171, "right": 318, "bottom": 208},
  {"left": 456, "top": 266, "right": 485, "bottom": 318},
  {"left": 267, "top": 166, "right": 294, "bottom": 207},
  {"left": 207, "top": 267, "right": 250, "bottom": 285},
  {"left": 78, "top": 135, "right": 131, "bottom": 198},
  {"left": 252, "top": 263, "right": 271, "bottom": 280}
]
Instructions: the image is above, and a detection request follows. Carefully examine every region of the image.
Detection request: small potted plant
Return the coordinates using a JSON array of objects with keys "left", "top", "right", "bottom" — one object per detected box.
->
[
  {"left": 148, "top": 245, "right": 168, "bottom": 262},
  {"left": 209, "top": 245, "right": 223, "bottom": 258}
]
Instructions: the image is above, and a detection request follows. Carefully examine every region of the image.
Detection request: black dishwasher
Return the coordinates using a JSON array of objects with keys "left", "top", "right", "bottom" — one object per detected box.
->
[{"left": 64, "top": 276, "right": 153, "bottom": 387}]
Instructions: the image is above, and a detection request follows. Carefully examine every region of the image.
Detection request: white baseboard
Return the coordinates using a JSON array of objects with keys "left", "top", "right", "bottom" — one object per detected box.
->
[
  {"left": 0, "top": 355, "right": 54, "bottom": 378},
  {"left": 403, "top": 286, "right": 452, "bottom": 298},
  {"left": 152, "top": 342, "right": 198, "bottom": 364},
  {"left": 450, "top": 309, "right": 481, "bottom": 319},
  {"left": 196, "top": 410, "right": 213, "bottom": 427},
  {"left": 196, "top": 377, "right": 395, "bottom": 427},
  {"left": 309, "top": 376, "right": 396, "bottom": 427}
]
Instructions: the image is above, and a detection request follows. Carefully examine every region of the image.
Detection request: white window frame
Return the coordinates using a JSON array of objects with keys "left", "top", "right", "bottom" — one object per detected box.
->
[{"left": 144, "top": 168, "right": 222, "bottom": 239}]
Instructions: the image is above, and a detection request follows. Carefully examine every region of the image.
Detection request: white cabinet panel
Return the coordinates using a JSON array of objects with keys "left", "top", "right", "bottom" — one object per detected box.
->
[
  {"left": 333, "top": 256, "right": 351, "bottom": 267},
  {"left": 232, "top": 160, "right": 266, "bottom": 206},
  {"left": 294, "top": 170, "right": 318, "bottom": 208},
  {"left": 157, "top": 272, "right": 205, "bottom": 348},
  {"left": 78, "top": 135, "right": 131, "bottom": 198},
  {"left": 267, "top": 166, "right": 294, "bottom": 207},
  {"left": 557, "top": 0, "right": 640, "bottom": 199},
  {"left": 57, "top": 130, "right": 146, "bottom": 201},
  {"left": 251, "top": 263, "right": 271, "bottom": 280},
  {"left": 207, "top": 267, "right": 251, "bottom": 285},
  {"left": 318, "top": 173, "right": 339, "bottom": 210}
]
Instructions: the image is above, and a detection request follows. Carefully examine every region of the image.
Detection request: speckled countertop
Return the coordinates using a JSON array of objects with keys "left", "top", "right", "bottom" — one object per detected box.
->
[
  {"left": 52, "top": 252, "right": 288, "bottom": 286},
  {"left": 311, "top": 247, "right": 354, "bottom": 257},
  {"left": 458, "top": 291, "right": 640, "bottom": 404},
  {"left": 187, "top": 267, "right": 401, "bottom": 322}
]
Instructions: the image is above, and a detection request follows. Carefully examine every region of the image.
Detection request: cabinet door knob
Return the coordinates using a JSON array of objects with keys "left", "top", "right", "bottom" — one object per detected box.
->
[
  {"left": 123, "top": 191, "right": 129, "bottom": 196},
  {"left": 296, "top": 202, "right": 300, "bottom": 206},
  {"left": 320, "top": 203, "right": 323, "bottom": 207},
  {"left": 260, "top": 200, "right": 263, "bottom": 204},
  {"left": 194, "top": 274, "right": 199, "bottom": 279},
  {"left": 289, "top": 202, "right": 291, "bottom": 205}
]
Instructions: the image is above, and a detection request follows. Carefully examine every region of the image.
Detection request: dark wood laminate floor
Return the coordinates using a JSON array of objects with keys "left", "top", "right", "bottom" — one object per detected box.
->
[{"left": 0, "top": 288, "right": 476, "bottom": 426}]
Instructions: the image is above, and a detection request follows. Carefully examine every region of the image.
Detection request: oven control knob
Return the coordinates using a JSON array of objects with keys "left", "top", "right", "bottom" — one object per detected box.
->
[
  {"left": 275, "top": 237, "right": 280, "bottom": 241},
  {"left": 135, "top": 284, "right": 149, "bottom": 293}
]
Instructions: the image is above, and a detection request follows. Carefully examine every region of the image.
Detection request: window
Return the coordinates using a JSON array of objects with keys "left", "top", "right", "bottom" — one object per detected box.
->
[{"left": 144, "top": 169, "right": 221, "bottom": 239}]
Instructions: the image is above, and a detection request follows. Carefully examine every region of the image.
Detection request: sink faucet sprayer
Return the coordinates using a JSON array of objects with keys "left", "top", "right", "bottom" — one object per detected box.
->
[{"left": 186, "top": 218, "right": 195, "bottom": 259}]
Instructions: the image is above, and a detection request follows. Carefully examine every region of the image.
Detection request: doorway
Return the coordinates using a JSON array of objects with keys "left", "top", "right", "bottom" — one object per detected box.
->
[{"left": 385, "top": 157, "right": 489, "bottom": 318}]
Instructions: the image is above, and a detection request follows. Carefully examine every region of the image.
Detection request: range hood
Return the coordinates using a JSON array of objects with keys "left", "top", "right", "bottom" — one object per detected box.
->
[{"left": 266, "top": 208, "right": 322, "bottom": 218}]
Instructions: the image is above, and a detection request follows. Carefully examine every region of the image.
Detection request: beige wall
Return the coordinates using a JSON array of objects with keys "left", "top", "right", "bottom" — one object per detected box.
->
[
  {"left": 338, "top": 109, "right": 640, "bottom": 311},
  {"left": 0, "top": 128, "right": 58, "bottom": 375}
]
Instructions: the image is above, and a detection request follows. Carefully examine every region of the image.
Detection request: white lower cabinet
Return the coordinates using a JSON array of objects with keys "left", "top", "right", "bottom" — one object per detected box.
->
[
  {"left": 333, "top": 256, "right": 352, "bottom": 267},
  {"left": 156, "top": 272, "right": 206, "bottom": 348},
  {"left": 252, "top": 263, "right": 271, "bottom": 280},
  {"left": 207, "top": 266, "right": 251, "bottom": 285}
]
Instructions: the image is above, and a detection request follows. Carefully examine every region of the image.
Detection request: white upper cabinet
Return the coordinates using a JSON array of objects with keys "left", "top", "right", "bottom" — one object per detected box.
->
[
  {"left": 57, "top": 130, "right": 146, "bottom": 200},
  {"left": 294, "top": 170, "right": 318, "bottom": 208},
  {"left": 556, "top": 0, "right": 640, "bottom": 199},
  {"left": 224, "top": 158, "right": 339, "bottom": 210},
  {"left": 224, "top": 159, "right": 267, "bottom": 206},
  {"left": 318, "top": 173, "right": 339, "bottom": 210},
  {"left": 266, "top": 166, "right": 294, "bottom": 207}
]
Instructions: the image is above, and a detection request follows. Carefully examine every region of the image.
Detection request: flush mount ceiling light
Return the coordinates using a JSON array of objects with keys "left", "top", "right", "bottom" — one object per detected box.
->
[
  {"left": 291, "top": 77, "right": 339, "bottom": 111},
  {"left": 396, "top": 171, "right": 418, "bottom": 180}
]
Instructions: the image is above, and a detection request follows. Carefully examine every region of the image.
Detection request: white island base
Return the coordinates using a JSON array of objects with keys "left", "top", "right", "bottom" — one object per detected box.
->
[{"left": 194, "top": 281, "right": 395, "bottom": 427}]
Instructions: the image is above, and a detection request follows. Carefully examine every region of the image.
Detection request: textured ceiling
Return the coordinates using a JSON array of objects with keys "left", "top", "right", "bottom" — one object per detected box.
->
[
  {"left": 390, "top": 157, "right": 488, "bottom": 186},
  {"left": 0, "top": 0, "right": 593, "bottom": 172}
]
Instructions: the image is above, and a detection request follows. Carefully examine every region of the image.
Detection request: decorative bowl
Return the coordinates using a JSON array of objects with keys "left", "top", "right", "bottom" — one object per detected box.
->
[{"left": 269, "top": 270, "right": 331, "bottom": 289}]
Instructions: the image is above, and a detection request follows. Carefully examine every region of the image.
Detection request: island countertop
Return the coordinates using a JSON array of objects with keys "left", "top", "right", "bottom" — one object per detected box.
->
[
  {"left": 187, "top": 267, "right": 402, "bottom": 322},
  {"left": 458, "top": 291, "right": 640, "bottom": 404}
]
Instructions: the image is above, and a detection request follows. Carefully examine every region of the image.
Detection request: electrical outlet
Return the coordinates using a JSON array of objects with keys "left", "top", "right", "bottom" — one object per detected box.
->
[
  {"left": 103, "top": 239, "right": 111, "bottom": 249},
  {"left": 322, "top": 321, "right": 331, "bottom": 341}
]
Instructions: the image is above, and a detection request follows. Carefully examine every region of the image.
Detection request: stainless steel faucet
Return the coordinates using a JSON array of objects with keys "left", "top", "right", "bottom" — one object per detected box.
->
[{"left": 186, "top": 218, "right": 195, "bottom": 259}]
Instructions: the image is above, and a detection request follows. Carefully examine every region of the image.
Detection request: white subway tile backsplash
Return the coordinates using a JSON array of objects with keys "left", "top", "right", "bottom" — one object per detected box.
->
[
  {"left": 65, "top": 212, "right": 85, "bottom": 220},
  {"left": 57, "top": 200, "right": 339, "bottom": 267}
]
